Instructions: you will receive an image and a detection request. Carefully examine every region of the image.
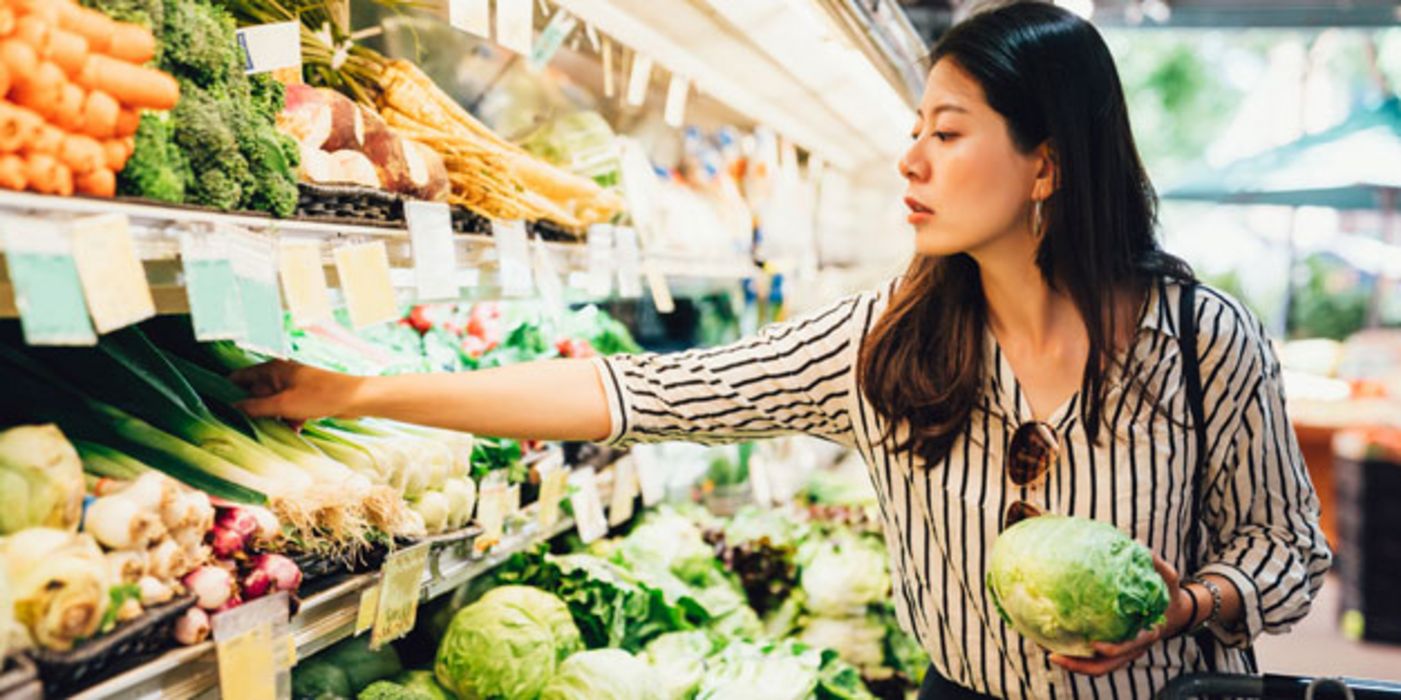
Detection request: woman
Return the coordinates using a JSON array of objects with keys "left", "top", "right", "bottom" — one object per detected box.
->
[{"left": 233, "top": 3, "right": 1330, "bottom": 698}]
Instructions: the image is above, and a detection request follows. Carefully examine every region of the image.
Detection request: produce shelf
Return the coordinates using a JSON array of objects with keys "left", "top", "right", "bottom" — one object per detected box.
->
[{"left": 67, "top": 486, "right": 610, "bottom": 700}]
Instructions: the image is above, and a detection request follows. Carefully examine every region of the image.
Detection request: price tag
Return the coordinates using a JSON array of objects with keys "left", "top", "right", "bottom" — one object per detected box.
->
[
  {"left": 506, "top": 484, "right": 522, "bottom": 517},
  {"left": 630, "top": 447, "right": 665, "bottom": 507},
  {"left": 626, "top": 52, "right": 653, "bottom": 107},
  {"left": 334, "top": 241, "right": 399, "bottom": 329},
  {"left": 532, "top": 240, "right": 565, "bottom": 314},
  {"left": 491, "top": 219, "right": 533, "bottom": 296},
  {"left": 405, "top": 201, "right": 460, "bottom": 301},
  {"left": 585, "top": 225, "right": 614, "bottom": 297},
  {"left": 615, "top": 226, "right": 643, "bottom": 299},
  {"left": 213, "top": 591, "right": 290, "bottom": 700},
  {"left": 354, "top": 584, "right": 379, "bottom": 636},
  {"left": 536, "top": 454, "right": 569, "bottom": 529},
  {"left": 475, "top": 478, "right": 508, "bottom": 552},
  {"left": 70, "top": 213, "right": 155, "bottom": 334},
  {"left": 448, "top": 0, "right": 490, "bottom": 37},
  {"left": 227, "top": 228, "right": 286, "bottom": 358},
  {"left": 749, "top": 455, "right": 773, "bottom": 507},
  {"left": 495, "top": 0, "right": 533, "bottom": 56},
  {"left": 529, "top": 8, "right": 577, "bottom": 71},
  {"left": 601, "top": 37, "right": 615, "bottom": 99},
  {"left": 664, "top": 74, "right": 690, "bottom": 128},
  {"left": 608, "top": 458, "right": 639, "bottom": 527},
  {"left": 644, "top": 260, "right": 675, "bottom": 314},
  {"left": 236, "top": 21, "right": 301, "bottom": 74},
  {"left": 277, "top": 240, "right": 332, "bottom": 328},
  {"left": 3, "top": 220, "right": 96, "bottom": 346},
  {"left": 569, "top": 467, "right": 608, "bottom": 544},
  {"left": 180, "top": 231, "right": 245, "bottom": 341},
  {"left": 371, "top": 541, "right": 430, "bottom": 650}
]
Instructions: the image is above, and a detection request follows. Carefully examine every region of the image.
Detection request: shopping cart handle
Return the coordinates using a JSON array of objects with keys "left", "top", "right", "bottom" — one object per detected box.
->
[{"left": 1159, "top": 673, "right": 1401, "bottom": 700}]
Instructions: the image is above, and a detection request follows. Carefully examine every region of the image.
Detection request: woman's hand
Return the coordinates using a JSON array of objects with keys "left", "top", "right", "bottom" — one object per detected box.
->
[
  {"left": 230, "top": 360, "right": 367, "bottom": 422},
  {"left": 1049, "top": 552, "right": 1196, "bottom": 677}
]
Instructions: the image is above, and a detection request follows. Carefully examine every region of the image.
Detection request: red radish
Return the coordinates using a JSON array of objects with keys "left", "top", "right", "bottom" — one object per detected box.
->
[
  {"left": 174, "top": 608, "right": 210, "bottom": 645},
  {"left": 251, "top": 554, "right": 302, "bottom": 594},
  {"left": 215, "top": 507, "right": 257, "bottom": 539},
  {"left": 214, "top": 593, "right": 243, "bottom": 614},
  {"left": 244, "top": 506, "right": 282, "bottom": 546},
  {"left": 209, "top": 527, "right": 245, "bottom": 559},
  {"left": 183, "top": 565, "right": 235, "bottom": 611},
  {"left": 241, "top": 568, "right": 272, "bottom": 599}
]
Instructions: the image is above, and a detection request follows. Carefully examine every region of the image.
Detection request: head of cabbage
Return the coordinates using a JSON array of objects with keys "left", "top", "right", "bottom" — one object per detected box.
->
[
  {"left": 539, "top": 649, "right": 661, "bottom": 700},
  {"left": 435, "top": 585, "right": 582, "bottom": 700},
  {"left": 985, "top": 515, "right": 1168, "bottom": 657}
]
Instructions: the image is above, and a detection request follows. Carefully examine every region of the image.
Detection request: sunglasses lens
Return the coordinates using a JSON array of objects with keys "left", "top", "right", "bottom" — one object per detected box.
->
[
  {"left": 1003, "top": 501, "right": 1043, "bottom": 530},
  {"left": 1008, "top": 421, "right": 1058, "bottom": 486}
]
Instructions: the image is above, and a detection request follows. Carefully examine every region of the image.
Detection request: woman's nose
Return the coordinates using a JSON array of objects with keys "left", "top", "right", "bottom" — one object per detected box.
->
[{"left": 899, "top": 146, "right": 927, "bottom": 181}]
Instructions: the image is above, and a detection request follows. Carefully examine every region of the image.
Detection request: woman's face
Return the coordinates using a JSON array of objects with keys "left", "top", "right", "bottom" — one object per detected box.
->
[{"left": 899, "top": 59, "right": 1050, "bottom": 258}]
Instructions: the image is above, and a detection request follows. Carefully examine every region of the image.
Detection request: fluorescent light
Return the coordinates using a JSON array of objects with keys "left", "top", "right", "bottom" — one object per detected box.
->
[{"left": 1054, "top": 0, "right": 1095, "bottom": 21}]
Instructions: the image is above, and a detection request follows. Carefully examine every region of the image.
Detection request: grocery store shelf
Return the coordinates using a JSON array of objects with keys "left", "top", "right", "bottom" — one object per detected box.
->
[{"left": 68, "top": 508, "right": 582, "bottom": 700}]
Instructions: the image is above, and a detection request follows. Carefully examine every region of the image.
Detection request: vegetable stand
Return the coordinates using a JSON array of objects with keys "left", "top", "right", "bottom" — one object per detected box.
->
[{"left": 1158, "top": 673, "right": 1401, "bottom": 700}]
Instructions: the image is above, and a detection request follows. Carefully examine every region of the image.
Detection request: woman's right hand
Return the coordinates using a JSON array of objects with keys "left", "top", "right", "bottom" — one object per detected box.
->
[{"left": 230, "top": 360, "right": 367, "bottom": 422}]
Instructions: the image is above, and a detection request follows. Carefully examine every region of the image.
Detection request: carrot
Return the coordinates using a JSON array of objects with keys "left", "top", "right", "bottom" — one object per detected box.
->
[
  {"left": 113, "top": 106, "right": 139, "bottom": 137},
  {"left": 10, "top": 60, "right": 65, "bottom": 119},
  {"left": 27, "top": 123, "right": 63, "bottom": 155},
  {"left": 0, "top": 103, "right": 42, "bottom": 152},
  {"left": 22, "top": 152, "right": 62, "bottom": 193},
  {"left": 102, "top": 136, "right": 131, "bottom": 171},
  {"left": 78, "top": 54, "right": 177, "bottom": 110},
  {"left": 14, "top": 15, "right": 50, "bottom": 57},
  {"left": 106, "top": 22, "right": 154, "bottom": 64},
  {"left": 75, "top": 166, "right": 112, "bottom": 196},
  {"left": 0, "top": 61, "right": 9, "bottom": 99},
  {"left": 0, "top": 39, "right": 38, "bottom": 82},
  {"left": 0, "top": 7, "right": 16, "bottom": 37},
  {"left": 55, "top": 3, "right": 111, "bottom": 54},
  {"left": 82, "top": 89, "right": 118, "bottom": 139},
  {"left": 53, "top": 81, "right": 84, "bottom": 131},
  {"left": 58, "top": 133, "right": 101, "bottom": 173},
  {"left": 0, "top": 153, "right": 26, "bottom": 190},
  {"left": 47, "top": 26, "right": 86, "bottom": 76},
  {"left": 14, "top": 0, "right": 61, "bottom": 27}
]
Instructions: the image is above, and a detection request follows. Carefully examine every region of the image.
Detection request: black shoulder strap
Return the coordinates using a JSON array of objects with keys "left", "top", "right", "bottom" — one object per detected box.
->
[{"left": 1176, "top": 280, "right": 1259, "bottom": 676}]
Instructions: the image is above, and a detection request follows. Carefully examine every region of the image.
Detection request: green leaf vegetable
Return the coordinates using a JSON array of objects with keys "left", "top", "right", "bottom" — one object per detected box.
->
[
  {"left": 434, "top": 585, "right": 582, "bottom": 700},
  {"left": 538, "top": 649, "right": 660, "bottom": 700},
  {"left": 985, "top": 514, "right": 1169, "bottom": 657}
]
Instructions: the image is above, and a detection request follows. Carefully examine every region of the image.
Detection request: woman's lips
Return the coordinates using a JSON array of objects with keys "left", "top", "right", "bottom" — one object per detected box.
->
[{"left": 905, "top": 197, "right": 933, "bottom": 224}]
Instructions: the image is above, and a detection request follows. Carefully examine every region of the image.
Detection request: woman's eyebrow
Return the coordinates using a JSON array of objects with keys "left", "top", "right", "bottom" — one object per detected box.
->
[{"left": 917, "top": 104, "right": 970, "bottom": 119}]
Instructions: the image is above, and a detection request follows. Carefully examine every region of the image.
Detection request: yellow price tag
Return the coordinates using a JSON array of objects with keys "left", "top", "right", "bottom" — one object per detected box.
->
[
  {"left": 217, "top": 620, "right": 276, "bottom": 700},
  {"left": 278, "top": 240, "right": 332, "bottom": 327},
  {"left": 355, "top": 584, "right": 380, "bottom": 636},
  {"left": 569, "top": 467, "right": 608, "bottom": 544},
  {"left": 334, "top": 241, "right": 398, "bottom": 329},
  {"left": 536, "top": 456, "right": 568, "bottom": 529},
  {"left": 371, "top": 542, "right": 430, "bottom": 650},
  {"left": 70, "top": 213, "right": 155, "bottom": 333},
  {"left": 475, "top": 481, "right": 508, "bottom": 553},
  {"left": 608, "top": 459, "right": 638, "bottom": 527}
]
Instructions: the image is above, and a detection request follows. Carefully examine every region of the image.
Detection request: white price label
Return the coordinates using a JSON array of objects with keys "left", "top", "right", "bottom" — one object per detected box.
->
[
  {"left": 70, "top": 213, "right": 155, "bottom": 334},
  {"left": 226, "top": 228, "right": 286, "bottom": 358},
  {"left": 495, "top": 0, "right": 534, "bottom": 56},
  {"left": 180, "top": 231, "right": 245, "bottom": 342},
  {"left": 529, "top": 8, "right": 577, "bottom": 71},
  {"left": 532, "top": 240, "right": 565, "bottom": 314},
  {"left": 491, "top": 219, "right": 533, "bottom": 296},
  {"left": 237, "top": 21, "right": 301, "bottom": 74},
  {"left": 475, "top": 479, "right": 508, "bottom": 553},
  {"left": 608, "top": 459, "right": 639, "bottom": 527},
  {"left": 405, "top": 201, "right": 460, "bottom": 301},
  {"left": 749, "top": 455, "right": 773, "bottom": 507},
  {"left": 585, "top": 225, "right": 613, "bottom": 297},
  {"left": 664, "top": 74, "right": 689, "bottom": 128},
  {"left": 334, "top": 241, "right": 398, "bottom": 329},
  {"left": 601, "top": 37, "right": 615, "bottom": 98},
  {"left": 630, "top": 447, "right": 665, "bottom": 507},
  {"left": 615, "top": 226, "right": 643, "bottom": 299},
  {"left": 277, "top": 240, "right": 333, "bottom": 328},
  {"left": 536, "top": 454, "right": 569, "bottom": 529},
  {"left": 3, "top": 218, "right": 97, "bottom": 346},
  {"left": 644, "top": 260, "right": 675, "bottom": 314},
  {"left": 626, "top": 52, "right": 653, "bottom": 107},
  {"left": 213, "top": 591, "right": 291, "bottom": 700},
  {"left": 569, "top": 467, "right": 608, "bottom": 544},
  {"left": 448, "top": 0, "right": 490, "bottom": 37}
]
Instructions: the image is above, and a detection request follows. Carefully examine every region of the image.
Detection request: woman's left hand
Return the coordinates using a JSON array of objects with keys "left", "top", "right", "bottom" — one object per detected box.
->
[{"left": 1049, "top": 552, "right": 1195, "bottom": 677}]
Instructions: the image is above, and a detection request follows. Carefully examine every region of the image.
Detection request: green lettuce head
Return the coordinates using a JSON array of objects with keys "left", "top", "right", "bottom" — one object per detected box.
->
[
  {"left": 539, "top": 649, "right": 660, "bottom": 700},
  {"left": 986, "top": 515, "right": 1168, "bottom": 657},
  {"left": 435, "top": 586, "right": 582, "bottom": 699}
]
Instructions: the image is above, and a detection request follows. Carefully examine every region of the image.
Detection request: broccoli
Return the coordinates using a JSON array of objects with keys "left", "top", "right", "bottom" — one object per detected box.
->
[
  {"left": 82, "top": 0, "right": 164, "bottom": 37},
  {"left": 159, "top": 0, "right": 240, "bottom": 89},
  {"left": 172, "top": 84, "right": 252, "bottom": 210},
  {"left": 233, "top": 74, "right": 300, "bottom": 217},
  {"left": 118, "top": 112, "right": 187, "bottom": 203},
  {"left": 356, "top": 681, "right": 433, "bottom": 700}
]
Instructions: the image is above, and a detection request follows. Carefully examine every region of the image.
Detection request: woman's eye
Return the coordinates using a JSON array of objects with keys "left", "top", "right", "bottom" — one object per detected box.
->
[{"left": 933, "top": 131, "right": 956, "bottom": 142}]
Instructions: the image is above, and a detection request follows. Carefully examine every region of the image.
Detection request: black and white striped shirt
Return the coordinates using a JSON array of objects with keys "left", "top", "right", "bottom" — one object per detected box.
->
[{"left": 594, "top": 277, "right": 1331, "bottom": 700}]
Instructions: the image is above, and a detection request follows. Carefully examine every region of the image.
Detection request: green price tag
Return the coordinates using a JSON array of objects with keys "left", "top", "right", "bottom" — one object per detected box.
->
[
  {"left": 228, "top": 229, "right": 286, "bottom": 357},
  {"left": 371, "top": 542, "right": 430, "bottom": 650},
  {"left": 3, "top": 222, "right": 96, "bottom": 346},
  {"left": 180, "top": 231, "right": 245, "bottom": 341}
]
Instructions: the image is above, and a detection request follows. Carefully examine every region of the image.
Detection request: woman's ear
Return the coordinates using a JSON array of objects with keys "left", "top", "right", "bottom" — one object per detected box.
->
[{"left": 1032, "top": 141, "right": 1059, "bottom": 201}]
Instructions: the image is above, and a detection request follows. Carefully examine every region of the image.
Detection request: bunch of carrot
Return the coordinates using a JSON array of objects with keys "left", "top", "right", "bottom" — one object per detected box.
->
[{"left": 0, "top": 0, "right": 178, "bottom": 198}]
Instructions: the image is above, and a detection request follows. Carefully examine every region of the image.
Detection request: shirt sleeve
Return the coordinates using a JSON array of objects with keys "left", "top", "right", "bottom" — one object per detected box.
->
[
  {"left": 1194, "top": 291, "right": 1333, "bottom": 647},
  {"left": 591, "top": 289, "right": 881, "bottom": 449}
]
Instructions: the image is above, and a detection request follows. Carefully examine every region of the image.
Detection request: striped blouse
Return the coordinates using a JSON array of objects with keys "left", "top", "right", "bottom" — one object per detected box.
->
[{"left": 593, "top": 276, "right": 1331, "bottom": 700}]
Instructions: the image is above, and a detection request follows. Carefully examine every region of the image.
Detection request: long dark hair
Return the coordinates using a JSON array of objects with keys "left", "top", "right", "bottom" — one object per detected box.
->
[{"left": 859, "top": 1, "right": 1193, "bottom": 466}]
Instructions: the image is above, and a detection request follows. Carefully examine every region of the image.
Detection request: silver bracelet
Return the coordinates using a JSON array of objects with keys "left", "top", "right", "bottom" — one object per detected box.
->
[{"left": 1183, "top": 576, "right": 1223, "bottom": 634}]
